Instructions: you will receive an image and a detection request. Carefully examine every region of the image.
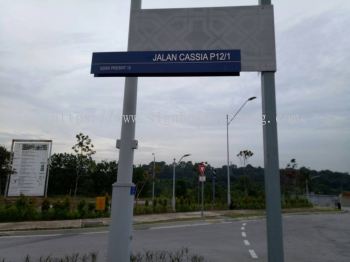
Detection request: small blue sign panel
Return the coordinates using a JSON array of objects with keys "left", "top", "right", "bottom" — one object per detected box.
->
[
  {"left": 130, "top": 186, "right": 136, "bottom": 196},
  {"left": 91, "top": 50, "right": 241, "bottom": 77}
]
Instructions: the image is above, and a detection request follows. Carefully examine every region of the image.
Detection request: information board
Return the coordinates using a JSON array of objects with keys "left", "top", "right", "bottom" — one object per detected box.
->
[{"left": 6, "top": 140, "right": 52, "bottom": 197}]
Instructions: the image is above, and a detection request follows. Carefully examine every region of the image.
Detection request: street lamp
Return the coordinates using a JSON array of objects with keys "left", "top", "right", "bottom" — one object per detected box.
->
[
  {"left": 226, "top": 96, "right": 256, "bottom": 208},
  {"left": 152, "top": 153, "right": 156, "bottom": 205},
  {"left": 172, "top": 153, "right": 191, "bottom": 212}
]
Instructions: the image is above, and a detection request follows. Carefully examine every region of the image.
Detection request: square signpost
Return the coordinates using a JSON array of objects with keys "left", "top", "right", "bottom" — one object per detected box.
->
[
  {"left": 259, "top": 1, "right": 285, "bottom": 262},
  {"left": 92, "top": 0, "right": 284, "bottom": 261},
  {"left": 105, "top": 1, "right": 141, "bottom": 262}
]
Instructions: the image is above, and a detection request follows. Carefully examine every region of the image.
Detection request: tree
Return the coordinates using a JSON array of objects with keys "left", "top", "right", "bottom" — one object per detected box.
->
[
  {"left": 49, "top": 153, "right": 78, "bottom": 195},
  {"left": 237, "top": 150, "right": 254, "bottom": 167},
  {"left": 237, "top": 150, "right": 254, "bottom": 196},
  {"left": 0, "top": 145, "right": 12, "bottom": 195},
  {"left": 133, "top": 166, "right": 151, "bottom": 203},
  {"left": 72, "top": 133, "right": 96, "bottom": 197},
  {"left": 92, "top": 161, "right": 118, "bottom": 195},
  {"left": 282, "top": 159, "right": 300, "bottom": 196}
]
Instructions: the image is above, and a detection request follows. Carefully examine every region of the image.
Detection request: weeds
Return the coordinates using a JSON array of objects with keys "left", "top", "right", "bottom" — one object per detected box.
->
[
  {"left": 131, "top": 248, "right": 205, "bottom": 262},
  {"left": 0, "top": 253, "right": 98, "bottom": 262},
  {"left": 1, "top": 249, "right": 205, "bottom": 262}
]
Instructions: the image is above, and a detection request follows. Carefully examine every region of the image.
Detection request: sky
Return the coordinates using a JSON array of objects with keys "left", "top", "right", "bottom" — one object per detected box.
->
[{"left": 0, "top": 0, "right": 349, "bottom": 172}]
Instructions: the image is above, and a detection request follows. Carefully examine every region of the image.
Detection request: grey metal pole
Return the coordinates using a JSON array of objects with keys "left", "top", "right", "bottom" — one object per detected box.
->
[
  {"left": 152, "top": 153, "right": 155, "bottom": 205},
  {"left": 201, "top": 181, "right": 204, "bottom": 217},
  {"left": 172, "top": 158, "right": 176, "bottom": 212},
  {"left": 107, "top": 1, "right": 141, "bottom": 261},
  {"left": 259, "top": 1, "right": 284, "bottom": 261},
  {"left": 261, "top": 71, "right": 284, "bottom": 262},
  {"left": 226, "top": 114, "right": 231, "bottom": 208}
]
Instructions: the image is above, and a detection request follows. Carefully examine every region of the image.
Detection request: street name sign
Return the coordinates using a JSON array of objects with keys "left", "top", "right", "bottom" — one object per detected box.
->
[{"left": 91, "top": 50, "right": 240, "bottom": 77}]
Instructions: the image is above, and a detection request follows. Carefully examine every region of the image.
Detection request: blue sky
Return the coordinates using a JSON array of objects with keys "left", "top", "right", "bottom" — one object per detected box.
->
[{"left": 0, "top": 0, "right": 349, "bottom": 172}]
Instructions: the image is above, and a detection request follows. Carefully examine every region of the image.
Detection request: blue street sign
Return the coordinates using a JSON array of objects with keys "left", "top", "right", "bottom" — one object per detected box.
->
[
  {"left": 91, "top": 50, "right": 241, "bottom": 77},
  {"left": 130, "top": 186, "right": 136, "bottom": 196}
]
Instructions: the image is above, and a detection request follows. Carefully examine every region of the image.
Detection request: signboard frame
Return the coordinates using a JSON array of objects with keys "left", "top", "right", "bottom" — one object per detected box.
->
[
  {"left": 100, "top": 1, "right": 284, "bottom": 261},
  {"left": 5, "top": 139, "right": 53, "bottom": 198}
]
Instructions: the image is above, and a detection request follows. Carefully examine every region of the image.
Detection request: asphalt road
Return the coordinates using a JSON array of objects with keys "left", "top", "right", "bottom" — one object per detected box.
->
[{"left": 0, "top": 212, "right": 349, "bottom": 262}]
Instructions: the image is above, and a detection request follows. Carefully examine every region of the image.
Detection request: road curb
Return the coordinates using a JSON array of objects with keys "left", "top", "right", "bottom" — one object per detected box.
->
[{"left": 0, "top": 209, "right": 344, "bottom": 232}]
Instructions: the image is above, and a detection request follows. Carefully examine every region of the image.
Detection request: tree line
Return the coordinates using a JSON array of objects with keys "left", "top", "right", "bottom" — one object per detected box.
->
[{"left": 0, "top": 134, "right": 349, "bottom": 202}]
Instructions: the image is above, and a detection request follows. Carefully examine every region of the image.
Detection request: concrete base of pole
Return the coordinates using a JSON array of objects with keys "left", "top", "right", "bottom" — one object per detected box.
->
[{"left": 107, "top": 182, "right": 135, "bottom": 262}]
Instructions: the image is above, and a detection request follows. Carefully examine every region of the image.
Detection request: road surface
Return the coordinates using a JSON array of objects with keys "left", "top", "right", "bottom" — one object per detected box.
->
[{"left": 0, "top": 212, "right": 349, "bottom": 261}]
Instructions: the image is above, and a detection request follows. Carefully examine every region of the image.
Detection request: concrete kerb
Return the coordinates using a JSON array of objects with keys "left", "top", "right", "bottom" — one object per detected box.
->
[
  {"left": 0, "top": 219, "right": 83, "bottom": 232},
  {"left": 0, "top": 212, "right": 217, "bottom": 232}
]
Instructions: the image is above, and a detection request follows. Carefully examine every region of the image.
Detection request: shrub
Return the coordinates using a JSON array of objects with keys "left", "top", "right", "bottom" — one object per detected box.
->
[
  {"left": 77, "top": 200, "right": 87, "bottom": 217},
  {"left": 15, "top": 195, "right": 39, "bottom": 220},
  {"left": 87, "top": 202, "right": 95, "bottom": 212},
  {"left": 41, "top": 198, "right": 50, "bottom": 213},
  {"left": 52, "top": 197, "right": 71, "bottom": 219},
  {"left": 105, "top": 193, "right": 110, "bottom": 212}
]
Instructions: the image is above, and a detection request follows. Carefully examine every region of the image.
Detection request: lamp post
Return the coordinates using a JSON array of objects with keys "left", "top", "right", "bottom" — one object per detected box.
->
[
  {"left": 226, "top": 96, "right": 256, "bottom": 208},
  {"left": 152, "top": 153, "right": 156, "bottom": 205},
  {"left": 172, "top": 153, "right": 191, "bottom": 212}
]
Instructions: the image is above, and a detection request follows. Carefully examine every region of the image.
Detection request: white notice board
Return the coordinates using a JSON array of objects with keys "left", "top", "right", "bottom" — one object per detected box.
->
[{"left": 6, "top": 140, "right": 52, "bottom": 197}]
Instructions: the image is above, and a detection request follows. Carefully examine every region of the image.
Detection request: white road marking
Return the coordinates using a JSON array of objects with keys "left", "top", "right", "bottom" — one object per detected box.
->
[
  {"left": 149, "top": 222, "right": 210, "bottom": 230},
  {"left": 241, "top": 227, "right": 245, "bottom": 230},
  {"left": 241, "top": 232, "right": 247, "bottom": 238},
  {"left": 243, "top": 223, "right": 247, "bottom": 226},
  {"left": 244, "top": 240, "right": 250, "bottom": 246},
  {"left": 0, "top": 234, "right": 62, "bottom": 239},
  {"left": 0, "top": 231, "right": 109, "bottom": 239},
  {"left": 249, "top": 249, "right": 258, "bottom": 259},
  {"left": 80, "top": 231, "right": 108, "bottom": 235}
]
